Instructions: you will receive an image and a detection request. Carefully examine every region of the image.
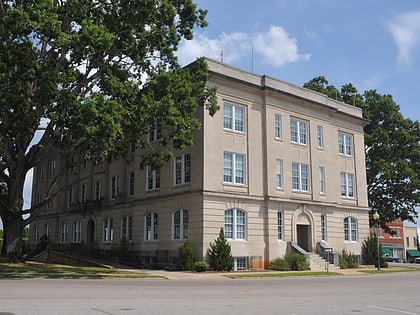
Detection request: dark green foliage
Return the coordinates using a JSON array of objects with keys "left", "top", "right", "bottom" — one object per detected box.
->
[
  {"left": 118, "top": 238, "right": 130, "bottom": 262},
  {"left": 208, "top": 228, "right": 234, "bottom": 271},
  {"left": 268, "top": 257, "right": 290, "bottom": 271},
  {"left": 194, "top": 261, "right": 209, "bottom": 272},
  {"left": 285, "top": 253, "right": 310, "bottom": 271},
  {"left": 362, "top": 235, "right": 387, "bottom": 268},
  {"left": 178, "top": 238, "right": 196, "bottom": 271},
  {"left": 338, "top": 250, "right": 359, "bottom": 269}
]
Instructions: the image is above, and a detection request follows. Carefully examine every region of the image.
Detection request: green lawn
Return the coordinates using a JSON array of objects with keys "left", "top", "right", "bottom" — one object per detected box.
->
[
  {"left": 225, "top": 271, "right": 341, "bottom": 279},
  {"left": 0, "top": 261, "right": 164, "bottom": 279}
]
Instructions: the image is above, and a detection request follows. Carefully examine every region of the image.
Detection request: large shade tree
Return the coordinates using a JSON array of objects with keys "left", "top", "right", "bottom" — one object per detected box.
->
[
  {"left": 0, "top": 0, "right": 217, "bottom": 259},
  {"left": 304, "top": 76, "right": 420, "bottom": 228}
]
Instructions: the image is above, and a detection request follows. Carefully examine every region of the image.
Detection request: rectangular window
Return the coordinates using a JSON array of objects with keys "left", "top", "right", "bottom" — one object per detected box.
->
[
  {"left": 340, "top": 172, "right": 355, "bottom": 198},
  {"left": 173, "top": 209, "right": 189, "bottom": 240},
  {"left": 319, "top": 166, "right": 326, "bottom": 194},
  {"left": 45, "top": 223, "right": 50, "bottom": 238},
  {"left": 147, "top": 167, "right": 160, "bottom": 190},
  {"left": 174, "top": 153, "right": 191, "bottom": 185},
  {"left": 223, "top": 103, "right": 245, "bottom": 132},
  {"left": 406, "top": 236, "right": 410, "bottom": 247},
  {"left": 224, "top": 208, "right": 247, "bottom": 240},
  {"left": 60, "top": 223, "right": 68, "bottom": 243},
  {"left": 80, "top": 184, "right": 86, "bottom": 202},
  {"left": 321, "top": 214, "right": 327, "bottom": 241},
  {"left": 121, "top": 216, "right": 133, "bottom": 241},
  {"left": 234, "top": 257, "right": 248, "bottom": 271},
  {"left": 276, "top": 159, "right": 284, "bottom": 189},
  {"left": 278, "top": 211, "right": 283, "bottom": 240},
  {"left": 111, "top": 176, "right": 120, "bottom": 199},
  {"left": 317, "top": 125, "right": 324, "bottom": 148},
  {"left": 128, "top": 172, "right": 135, "bottom": 196},
  {"left": 344, "top": 217, "right": 358, "bottom": 242},
  {"left": 38, "top": 164, "right": 45, "bottom": 182},
  {"left": 224, "top": 152, "right": 245, "bottom": 184},
  {"left": 290, "top": 118, "right": 308, "bottom": 145},
  {"left": 94, "top": 179, "right": 102, "bottom": 200},
  {"left": 145, "top": 213, "right": 158, "bottom": 241},
  {"left": 275, "top": 114, "right": 282, "bottom": 139},
  {"left": 48, "top": 160, "right": 56, "bottom": 177},
  {"left": 33, "top": 225, "right": 39, "bottom": 244},
  {"left": 292, "top": 162, "right": 309, "bottom": 192},
  {"left": 103, "top": 218, "right": 113, "bottom": 242},
  {"left": 148, "top": 118, "right": 162, "bottom": 143},
  {"left": 73, "top": 221, "right": 81, "bottom": 243},
  {"left": 67, "top": 188, "right": 73, "bottom": 208},
  {"left": 338, "top": 132, "right": 353, "bottom": 156}
]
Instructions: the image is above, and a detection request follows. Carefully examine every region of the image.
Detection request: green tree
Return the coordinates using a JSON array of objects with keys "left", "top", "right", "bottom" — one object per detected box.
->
[
  {"left": 208, "top": 228, "right": 234, "bottom": 271},
  {"left": 178, "top": 238, "right": 195, "bottom": 271},
  {"left": 0, "top": 0, "right": 217, "bottom": 259},
  {"left": 304, "top": 78, "right": 420, "bottom": 228},
  {"left": 362, "top": 234, "right": 386, "bottom": 268}
]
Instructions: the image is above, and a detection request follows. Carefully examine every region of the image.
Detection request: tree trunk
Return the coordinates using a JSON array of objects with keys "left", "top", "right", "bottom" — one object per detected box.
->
[{"left": 1, "top": 213, "right": 24, "bottom": 261}]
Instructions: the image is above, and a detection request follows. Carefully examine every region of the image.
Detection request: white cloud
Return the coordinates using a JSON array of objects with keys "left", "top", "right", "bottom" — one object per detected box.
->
[
  {"left": 178, "top": 25, "right": 310, "bottom": 67},
  {"left": 388, "top": 10, "right": 420, "bottom": 65}
]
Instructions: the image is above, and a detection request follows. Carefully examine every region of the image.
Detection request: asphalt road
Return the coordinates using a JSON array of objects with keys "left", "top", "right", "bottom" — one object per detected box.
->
[{"left": 1, "top": 272, "right": 419, "bottom": 315}]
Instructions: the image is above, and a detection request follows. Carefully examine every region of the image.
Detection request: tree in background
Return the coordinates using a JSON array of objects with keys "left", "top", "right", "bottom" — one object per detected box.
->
[
  {"left": 0, "top": 0, "right": 217, "bottom": 260},
  {"left": 362, "top": 234, "right": 387, "bottom": 268},
  {"left": 208, "top": 228, "right": 234, "bottom": 271},
  {"left": 304, "top": 77, "right": 420, "bottom": 228}
]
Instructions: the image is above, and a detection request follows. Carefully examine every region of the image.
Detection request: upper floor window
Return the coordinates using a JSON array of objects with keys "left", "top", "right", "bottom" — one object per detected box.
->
[
  {"left": 292, "top": 162, "right": 309, "bottom": 192},
  {"left": 224, "top": 208, "right": 246, "bottom": 240},
  {"left": 121, "top": 216, "right": 133, "bottom": 241},
  {"left": 67, "top": 188, "right": 73, "bottom": 208},
  {"left": 174, "top": 153, "right": 191, "bottom": 185},
  {"left": 338, "top": 132, "right": 353, "bottom": 156},
  {"left": 173, "top": 209, "right": 189, "bottom": 240},
  {"left": 103, "top": 218, "right": 113, "bottom": 242},
  {"left": 128, "top": 172, "right": 135, "bottom": 196},
  {"left": 148, "top": 118, "right": 162, "bottom": 143},
  {"left": 110, "top": 175, "right": 120, "bottom": 199},
  {"left": 38, "top": 164, "right": 45, "bottom": 182},
  {"left": 344, "top": 217, "right": 358, "bottom": 242},
  {"left": 224, "top": 152, "right": 245, "bottom": 185},
  {"left": 80, "top": 184, "right": 87, "bottom": 202},
  {"left": 276, "top": 159, "right": 284, "bottom": 189},
  {"left": 317, "top": 125, "right": 324, "bottom": 148},
  {"left": 48, "top": 160, "right": 56, "bottom": 177},
  {"left": 223, "top": 103, "right": 245, "bottom": 132},
  {"left": 278, "top": 211, "right": 283, "bottom": 240},
  {"left": 290, "top": 118, "right": 308, "bottom": 145},
  {"left": 319, "top": 166, "right": 326, "bottom": 194},
  {"left": 94, "top": 179, "right": 102, "bottom": 201},
  {"left": 275, "top": 114, "right": 282, "bottom": 139},
  {"left": 145, "top": 212, "right": 158, "bottom": 241},
  {"left": 340, "top": 172, "right": 355, "bottom": 198},
  {"left": 147, "top": 167, "right": 160, "bottom": 190}
]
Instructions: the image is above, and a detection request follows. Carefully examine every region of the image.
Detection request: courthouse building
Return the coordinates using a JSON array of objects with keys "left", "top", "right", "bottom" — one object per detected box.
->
[{"left": 30, "top": 58, "right": 370, "bottom": 270}]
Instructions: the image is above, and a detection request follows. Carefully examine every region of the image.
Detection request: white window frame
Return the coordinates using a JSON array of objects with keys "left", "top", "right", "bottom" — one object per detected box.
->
[
  {"left": 275, "top": 114, "right": 282, "bottom": 139},
  {"left": 278, "top": 211, "right": 283, "bottom": 240},
  {"left": 146, "top": 167, "right": 160, "bottom": 190},
  {"left": 80, "top": 184, "right": 87, "bottom": 202},
  {"left": 103, "top": 218, "right": 114, "bottom": 242},
  {"left": 33, "top": 225, "right": 39, "bottom": 244},
  {"left": 128, "top": 172, "right": 135, "bottom": 196},
  {"left": 319, "top": 166, "right": 326, "bottom": 195},
  {"left": 148, "top": 118, "right": 162, "bottom": 143},
  {"left": 45, "top": 223, "right": 50, "bottom": 238},
  {"left": 276, "top": 159, "right": 284, "bottom": 189},
  {"left": 48, "top": 160, "right": 56, "bottom": 177},
  {"left": 340, "top": 172, "right": 355, "bottom": 198},
  {"left": 292, "top": 162, "right": 310, "bottom": 192},
  {"left": 234, "top": 257, "right": 248, "bottom": 271},
  {"left": 60, "top": 223, "right": 68, "bottom": 243},
  {"left": 174, "top": 153, "right": 191, "bottom": 185},
  {"left": 94, "top": 179, "right": 102, "bottom": 201},
  {"left": 173, "top": 209, "right": 189, "bottom": 240},
  {"left": 224, "top": 208, "right": 247, "bottom": 240},
  {"left": 121, "top": 216, "right": 133, "bottom": 241},
  {"left": 290, "top": 118, "right": 308, "bottom": 145},
  {"left": 110, "top": 175, "right": 120, "bottom": 199},
  {"left": 223, "top": 152, "right": 245, "bottom": 185},
  {"left": 317, "top": 125, "right": 324, "bottom": 148},
  {"left": 145, "top": 212, "right": 158, "bottom": 241},
  {"left": 223, "top": 103, "right": 245, "bottom": 133},
  {"left": 344, "top": 217, "right": 358, "bottom": 242},
  {"left": 338, "top": 132, "right": 353, "bottom": 156},
  {"left": 73, "top": 221, "right": 81, "bottom": 243}
]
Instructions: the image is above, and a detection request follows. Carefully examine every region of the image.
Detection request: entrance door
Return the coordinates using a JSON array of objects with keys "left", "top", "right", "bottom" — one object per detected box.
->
[
  {"left": 87, "top": 219, "right": 95, "bottom": 244},
  {"left": 297, "top": 224, "right": 310, "bottom": 252}
]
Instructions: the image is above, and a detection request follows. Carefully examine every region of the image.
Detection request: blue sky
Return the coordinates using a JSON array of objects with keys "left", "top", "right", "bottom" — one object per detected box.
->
[{"left": 178, "top": 0, "right": 420, "bottom": 122}]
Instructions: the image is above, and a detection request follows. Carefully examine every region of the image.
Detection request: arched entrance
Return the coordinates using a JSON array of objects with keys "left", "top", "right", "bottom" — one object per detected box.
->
[
  {"left": 292, "top": 206, "right": 315, "bottom": 252},
  {"left": 87, "top": 219, "right": 95, "bottom": 244}
]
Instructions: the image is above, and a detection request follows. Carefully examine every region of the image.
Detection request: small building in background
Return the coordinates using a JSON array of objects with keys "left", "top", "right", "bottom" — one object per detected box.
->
[{"left": 404, "top": 225, "right": 420, "bottom": 263}]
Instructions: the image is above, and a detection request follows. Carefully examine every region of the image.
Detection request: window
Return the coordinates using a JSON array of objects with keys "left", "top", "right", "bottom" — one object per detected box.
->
[
  {"left": 321, "top": 214, "right": 327, "bottom": 241},
  {"left": 128, "top": 172, "right": 135, "bottom": 196},
  {"left": 344, "top": 217, "right": 358, "bottom": 242},
  {"left": 292, "top": 162, "right": 309, "bottom": 192},
  {"left": 45, "top": 223, "right": 50, "bottom": 239},
  {"left": 317, "top": 125, "right": 324, "bottom": 148},
  {"left": 73, "top": 221, "right": 81, "bottom": 243},
  {"left": 234, "top": 257, "right": 248, "bottom": 271},
  {"left": 148, "top": 118, "right": 162, "bottom": 142},
  {"left": 38, "top": 164, "right": 45, "bottom": 182},
  {"left": 94, "top": 179, "right": 102, "bottom": 200},
  {"left": 223, "top": 103, "right": 245, "bottom": 132},
  {"left": 224, "top": 208, "right": 246, "bottom": 240},
  {"left": 111, "top": 176, "right": 120, "bottom": 199},
  {"left": 275, "top": 114, "right": 282, "bottom": 139},
  {"left": 277, "top": 211, "right": 283, "bottom": 240},
  {"left": 174, "top": 153, "right": 191, "bottom": 185},
  {"left": 406, "top": 236, "right": 410, "bottom": 247},
  {"left": 33, "top": 225, "right": 39, "bottom": 244},
  {"left": 48, "top": 160, "right": 56, "bottom": 177},
  {"left": 276, "top": 159, "right": 284, "bottom": 189},
  {"left": 340, "top": 172, "right": 355, "bottom": 198},
  {"left": 60, "top": 223, "right": 68, "bottom": 243},
  {"left": 173, "top": 209, "right": 189, "bottom": 240},
  {"left": 121, "top": 216, "right": 133, "bottom": 241},
  {"left": 223, "top": 152, "right": 245, "bottom": 184},
  {"left": 290, "top": 118, "right": 308, "bottom": 145},
  {"left": 147, "top": 167, "right": 160, "bottom": 190},
  {"left": 338, "top": 132, "right": 353, "bottom": 156},
  {"left": 145, "top": 212, "right": 158, "bottom": 241},
  {"left": 319, "top": 166, "right": 326, "bottom": 194},
  {"left": 103, "top": 218, "right": 113, "bottom": 242},
  {"left": 80, "top": 184, "right": 86, "bottom": 202},
  {"left": 67, "top": 188, "right": 73, "bottom": 208}
]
